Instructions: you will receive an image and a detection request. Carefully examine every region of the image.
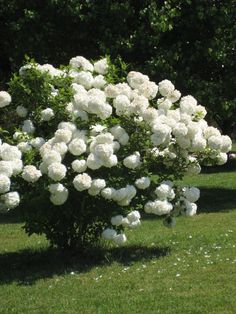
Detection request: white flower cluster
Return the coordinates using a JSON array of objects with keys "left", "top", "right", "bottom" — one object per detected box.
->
[
  {"left": 0, "top": 55, "right": 232, "bottom": 246},
  {"left": 102, "top": 210, "right": 141, "bottom": 245},
  {"left": 0, "top": 91, "right": 11, "bottom": 108},
  {"left": 101, "top": 184, "right": 136, "bottom": 206},
  {"left": 0, "top": 142, "right": 22, "bottom": 211}
]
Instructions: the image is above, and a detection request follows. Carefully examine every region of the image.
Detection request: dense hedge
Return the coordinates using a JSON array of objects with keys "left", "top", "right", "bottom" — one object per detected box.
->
[{"left": 0, "top": 0, "right": 235, "bottom": 134}]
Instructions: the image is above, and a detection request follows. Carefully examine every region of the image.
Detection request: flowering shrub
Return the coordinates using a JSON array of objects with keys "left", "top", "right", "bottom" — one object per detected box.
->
[{"left": 0, "top": 56, "right": 232, "bottom": 250}]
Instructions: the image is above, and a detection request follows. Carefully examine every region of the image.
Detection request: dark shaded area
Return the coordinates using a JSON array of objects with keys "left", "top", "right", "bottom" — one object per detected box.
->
[
  {"left": 201, "top": 158, "right": 236, "bottom": 174},
  {"left": 0, "top": 245, "right": 170, "bottom": 286},
  {"left": 0, "top": 0, "right": 236, "bottom": 133},
  {"left": 197, "top": 187, "right": 236, "bottom": 213},
  {"left": 0, "top": 207, "right": 24, "bottom": 224}
]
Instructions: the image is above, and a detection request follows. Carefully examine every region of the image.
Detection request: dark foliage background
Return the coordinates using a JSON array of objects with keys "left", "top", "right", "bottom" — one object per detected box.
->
[{"left": 0, "top": 0, "right": 235, "bottom": 134}]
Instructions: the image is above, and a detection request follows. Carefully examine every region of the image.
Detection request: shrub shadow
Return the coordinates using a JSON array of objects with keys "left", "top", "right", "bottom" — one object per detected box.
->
[
  {"left": 197, "top": 187, "right": 236, "bottom": 213},
  {"left": 0, "top": 245, "right": 170, "bottom": 286},
  {"left": 201, "top": 158, "right": 236, "bottom": 173},
  {"left": 0, "top": 207, "right": 24, "bottom": 224}
]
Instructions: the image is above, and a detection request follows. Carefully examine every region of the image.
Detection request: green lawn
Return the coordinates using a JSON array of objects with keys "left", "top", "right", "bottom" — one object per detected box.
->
[{"left": 0, "top": 159, "right": 236, "bottom": 314}]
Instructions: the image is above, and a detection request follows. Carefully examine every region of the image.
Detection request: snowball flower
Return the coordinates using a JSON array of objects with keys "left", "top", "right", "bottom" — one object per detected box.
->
[
  {"left": 69, "top": 56, "right": 94, "bottom": 72},
  {"left": 86, "top": 153, "right": 102, "bottom": 170},
  {"left": 157, "top": 98, "right": 172, "bottom": 111},
  {"left": 101, "top": 187, "right": 115, "bottom": 200},
  {"left": 131, "top": 95, "right": 149, "bottom": 114},
  {"left": 176, "top": 136, "right": 191, "bottom": 149},
  {"left": 137, "top": 80, "right": 158, "bottom": 99},
  {"left": 113, "top": 233, "right": 127, "bottom": 245},
  {"left": 22, "top": 120, "right": 35, "bottom": 134},
  {"left": 58, "top": 122, "right": 77, "bottom": 133},
  {"left": 90, "top": 179, "right": 106, "bottom": 191},
  {"left": 74, "top": 71, "right": 94, "bottom": 89},
  {"left": 68, "top": 138, "right": 86, "bottom": 156},
  {"left": 73, "top": 173, "right": 92, "bottom": 191},
  {"left": 113, "top": 185, "right": 136, "bottom": 205},
  {"left": 0, "top": 144, "right": 22, "bottom": 161},
  {"left": 144, "top": 199, "right": 173, "bottom": 215},
  {"left": 191, "top": 135, "right": 207, "bottom": 152},
  {"left": 39, "top": 64, "right": 64, "bottom": 77},
  {"left": 95, "top": 133, "right": 114, "bottom": 144},
  {"left": 0, "top": 91, "right": 11, "bottom": 108},
  {"left": 216, "top": 153, "right": 228, "bottom": 165},
  {"left": 185, "top": 201, "right": 197, "bottom": 216},
  {"left": 87, "top": 97, "right": 112, "bottom": 120},
  {"left": 167, "top": 89, "right": 181, "bottom": 103},
  {"left": 88, "top": 179, "right": 106, "bottom": 195},
  {"left": 204, "top": 126, "right": 221, "bottom": 139},
  {"left": 121, "top": 217, "right": 130, "bottom": 227},
  {"left": 16, "top": 105, "right": 28, "bottom": 117},
  {"left": 183, "top": 187, "right": 200, "bottom": 203},
  {"left": 151, "top": 124, "right": 171, "bottom": 146},
  {"left": 135, "top": 177, "right": 150, "bottom": 189},
  {"left": 2, "top": 191, "right": 20, "bottom": 209},
  {"left": 13, "top": 131, "right": 24, "bottom": 140},
  {"left": 52, "top": 142, "right": 68, "bottom": 156},
  {"left": 42, "top": 150, "right": 62, "bottom": 166},
  {"left": 30, "top": 137, "right": 45, "bottom": 149},
  {"left": 105, "top": 84, "right": 119, "bottom": 98},
  {"left": 207, "top": 135, "right": 222, "bottom": 150},
  {"left": 158, "top": 80, "right": 175, "bottom": 97},
  {"left": 48, "top": 163, "right": 67, "bottom": 181},
  {"left": 94, "top": 58, "right": 108, "bottom": 75},
  {"left": 129, "top": 220, "right": 141, "bottom": 229},
  {"left": 123, "top": 152, "right": 141, "bottom": 169},
  {"left": 17, "top": 141, "right": 32, "bottom": 153},
  {"left": 54, "top": 129, "right": 72, "bottom": 143},
  {"left": 172, "top": 123, "right": 188, "bottom": 137},
  {"left": 49, "top": 183, "right": 68, "bottom": 205},
  {"left": 127, "top": 71, "right": 149, "bottom": 89},
  {"left": 22, "top": 165, "right": 42, "bottom": 183},
  {"left": 111, "top": 215, "right": 124, "bottom": 226},
  {"left": 110, "top": 125, "right": 129, "bottom": 145},
  {"left": 195, "top": 105, "right": 207, "bottom": 119},
  {"left": 11, "top": 159, "right": 23, "bottom": 175},
  {"left": 102, "top": 228, "right": 117, "bottom": 240},
  {"left": 41, "top": 108, "right": 54, "bottom": 121},
  {"left": 71, "top": 83, "right": 87, "bottom": 96},
  {"left": 187, "top": 122, "right": 201, "bottom": 139},
  {"left": 90, "top": 124, "right": 106, "bottom": 136},
  {"left": 180, "top": 95, "right": 197, "bottom": 115},
  {"left": 94, "top": 143, "right": 113, "bottom": 160},
  {"left": 112, "top": 188, "right": 127, "bottom": 202},
  {"left": 187, "top": 160, "right": 201, "bottom": 175},
  {"left": 0, "top": 174, "right": 11, "bottom": 193},
  {"left": 127, "top": 211, "right": 140, "bottom": 223},
  {"left": 71, "top": 159, "right": 87, "bottom": 173},
  {"left": 155, "top": 184, "right": 175, "bottom": 200},
  {"left": 93, "top": 75, "right": 107, "bottom": 89},
  {"left": 113, "top": 95, "right": 131, "bottom": 116},
  {"left": 0, "top": 161, "right": 13, "bottom": 177},
  {"left": 221, "top": 135, "right": 232, "bottom": 153}
]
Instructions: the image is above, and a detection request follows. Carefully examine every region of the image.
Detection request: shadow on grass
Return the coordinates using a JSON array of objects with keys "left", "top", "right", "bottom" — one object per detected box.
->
[
  {"left": 0, "top": 208, "right": 24, "bottom": 224},
  {"left": 201, "top": 158, "right": 236, "bottom": 173},
  {"left": 197, "top": 187, "right": 236, "bottom": 213},
  {"left": 0, "top": 245, "right": 170, "bottom": 286}
]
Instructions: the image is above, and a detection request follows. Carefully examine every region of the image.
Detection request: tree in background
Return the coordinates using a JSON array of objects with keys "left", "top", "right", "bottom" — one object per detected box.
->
[{"left": 0, "top": 0, "right": 235, "bottom": 134}]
